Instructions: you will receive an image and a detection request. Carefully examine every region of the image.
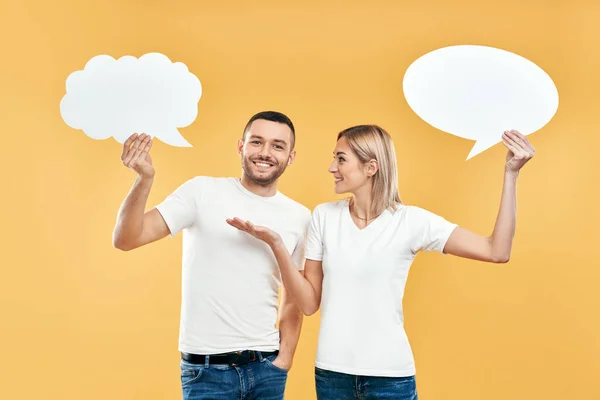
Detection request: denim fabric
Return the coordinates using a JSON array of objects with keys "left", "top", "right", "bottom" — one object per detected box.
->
[
  {"left": 181, "top": 353, "right": 288, "bottom": 400},
  {"left": 315, "top": 367, "right": 418, "bottom": 400}
]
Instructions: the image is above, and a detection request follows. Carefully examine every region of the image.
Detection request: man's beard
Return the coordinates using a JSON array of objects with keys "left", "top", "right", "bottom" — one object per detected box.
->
[{"left": 242, "top": 155, "right": 287, "bottom": 187}]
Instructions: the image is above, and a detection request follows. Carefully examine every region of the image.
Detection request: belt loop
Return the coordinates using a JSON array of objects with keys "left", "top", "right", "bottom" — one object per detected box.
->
[
  {"left": 205, "top": 355, "right": 210, "bottom": 368},
  {"left": 257, "top": 351, "right": 264, "bottom": 362}
]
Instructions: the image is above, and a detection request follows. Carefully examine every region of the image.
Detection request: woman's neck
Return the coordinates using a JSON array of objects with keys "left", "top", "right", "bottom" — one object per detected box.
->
[{"left": 351, "top": 186, "right": 375, "bottom": 220}]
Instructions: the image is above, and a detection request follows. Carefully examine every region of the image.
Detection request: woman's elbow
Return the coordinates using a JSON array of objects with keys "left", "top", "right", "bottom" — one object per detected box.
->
[{"left": 490, "top": 253, "right": 510, "bottom": 263}]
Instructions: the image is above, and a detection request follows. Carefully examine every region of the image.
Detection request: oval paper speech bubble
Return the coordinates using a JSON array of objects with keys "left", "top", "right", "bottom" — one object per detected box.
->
[
  {"left": 60, "top": 53, "right": 202, "bottom": 147},
  {"left": 403, "top": 45, "right": 559, "bottom": 160}
]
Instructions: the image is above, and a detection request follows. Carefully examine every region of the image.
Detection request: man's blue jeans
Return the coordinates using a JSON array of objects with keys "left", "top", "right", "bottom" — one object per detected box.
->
[{"left": 180, "top": 353, "right": 288, "bottom": 400}]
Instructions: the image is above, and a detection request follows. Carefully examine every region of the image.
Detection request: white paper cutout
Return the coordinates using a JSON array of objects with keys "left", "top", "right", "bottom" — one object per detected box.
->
[
  {"left": 60, "top": 53, "right": 202, "bottom": 147},
  {"left": 403, "top": 45, "right": 558, "bottom": 159}
]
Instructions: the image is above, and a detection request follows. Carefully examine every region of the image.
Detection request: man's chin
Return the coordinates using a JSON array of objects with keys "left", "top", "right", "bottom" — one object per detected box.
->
[
  {"left": 248, "top": 173, "right": 279, "bottom": 187},
  {"left": 243, "top": 162, "right": 286, "bottom": 187}
]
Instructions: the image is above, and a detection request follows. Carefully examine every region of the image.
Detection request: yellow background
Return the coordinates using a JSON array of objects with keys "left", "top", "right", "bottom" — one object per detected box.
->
[{"left": 2, "top": 0, "right": 599, "bottom": 399}]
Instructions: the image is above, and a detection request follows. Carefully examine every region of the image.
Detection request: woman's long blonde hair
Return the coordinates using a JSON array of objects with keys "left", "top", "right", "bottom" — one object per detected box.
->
[{"left": 337, "top": 124, "right": 401, "bottom": 217}]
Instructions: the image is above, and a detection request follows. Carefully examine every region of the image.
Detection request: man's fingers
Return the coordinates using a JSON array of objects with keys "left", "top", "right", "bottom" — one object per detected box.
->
[
  {"left": 142, "top": 137, "right": 153, "bottom": 154},
  {"left": 123, "top": 137, "right": 140, "bottom": 167},
  {"left": 123, "top": 134, "right": 144, "bottom": 165},
  {"left": 127, "top": 134, "right": 149, "bottom": 166},
  {"left": 133, "top": 135, "right": 151, "bottom": 158},
  {"left": 136, "top": 135, "right": 153, "bottom": 161},
  {"left": 124, "top": 133, "right": 138, "bottom": 148},
  {"left": 121, "top": 133, "right": 139, "bottom": 161}
]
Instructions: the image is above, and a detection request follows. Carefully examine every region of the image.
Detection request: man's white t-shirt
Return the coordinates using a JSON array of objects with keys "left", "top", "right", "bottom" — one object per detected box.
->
[
  {"left": 155, "top": 177, "right": 310, "bottom": 355},
  {"left": 305, "top": 199, "right": 458, "bottom": 377}
]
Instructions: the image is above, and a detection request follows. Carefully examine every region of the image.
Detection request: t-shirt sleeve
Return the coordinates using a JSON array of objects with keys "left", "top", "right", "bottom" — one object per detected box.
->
[
  {"left": 154, "top": 177, "right": 200, "bottom": 237},
  {"left": 290, "top": 212, "right": 310, "bottom": 271},
  {"left": 305, "top": 205, "right": 324, "bottom": 261},
  {"left": 408, "top": 206, "right": 458, "bottom": 254}
]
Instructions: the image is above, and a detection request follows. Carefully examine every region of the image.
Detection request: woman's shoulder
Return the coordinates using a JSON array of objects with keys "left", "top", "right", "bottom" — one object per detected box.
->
[
  {"left": 312, "top": 199, "right": 349, "bottom": 215},
  {"left": 390, "top": 203, "right": 450, "bottom": 226}
]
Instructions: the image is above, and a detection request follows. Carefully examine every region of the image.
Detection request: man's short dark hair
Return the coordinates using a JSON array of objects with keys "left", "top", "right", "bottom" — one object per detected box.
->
[{"left": 243, "top": 111, "right": 296, "bottom": 150}]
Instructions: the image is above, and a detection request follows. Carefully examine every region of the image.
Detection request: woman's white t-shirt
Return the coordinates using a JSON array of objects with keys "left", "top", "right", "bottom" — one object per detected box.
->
[{"left": 305, "top": 199, "right": 458, "bottom": 377}]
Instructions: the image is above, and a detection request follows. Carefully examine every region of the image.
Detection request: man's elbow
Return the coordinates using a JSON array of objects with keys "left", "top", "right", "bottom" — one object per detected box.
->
[
  {"left": 302, "top": 303, "right": 320, "bottom": 316},
  {"left": 112, "top": 234, "right": 135, "bottom": 251}
]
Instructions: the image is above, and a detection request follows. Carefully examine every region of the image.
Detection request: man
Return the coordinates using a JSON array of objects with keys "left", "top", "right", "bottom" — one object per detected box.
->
[{"left": 112, "top": 111, "right": 310, "bottom": 400}]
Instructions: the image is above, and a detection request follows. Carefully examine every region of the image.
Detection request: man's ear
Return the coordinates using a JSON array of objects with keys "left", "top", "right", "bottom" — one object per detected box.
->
[{"left": 287, "top": 150, "right": 296, "bottom": 166}]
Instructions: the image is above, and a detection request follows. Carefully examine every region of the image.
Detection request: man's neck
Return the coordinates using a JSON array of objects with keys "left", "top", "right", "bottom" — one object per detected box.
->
[{"left": 240, "top": 175, "right": 278, "bottom": 197}]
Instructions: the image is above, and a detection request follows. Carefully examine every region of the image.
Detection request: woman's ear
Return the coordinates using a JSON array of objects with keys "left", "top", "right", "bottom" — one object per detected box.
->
[{"left": 367, "top": 159, "right": 379, "bottom": 177}]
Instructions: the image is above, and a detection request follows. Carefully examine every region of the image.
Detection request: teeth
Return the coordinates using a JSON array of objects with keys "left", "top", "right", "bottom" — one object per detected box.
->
[{"left": 256, "top": 162, "right": 271, "bottom": 167}]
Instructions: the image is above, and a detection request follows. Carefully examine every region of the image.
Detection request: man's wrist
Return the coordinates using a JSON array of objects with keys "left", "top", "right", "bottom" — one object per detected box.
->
[
  {"left": 276, "top": 348, "right": 294, "bottom": 363},
  {"left": 137, "top": 175, "right": 155, "bottom": 187}
]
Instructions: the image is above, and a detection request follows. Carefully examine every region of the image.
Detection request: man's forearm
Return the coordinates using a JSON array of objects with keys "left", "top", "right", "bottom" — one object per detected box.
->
[
  {"left": 113, "top": 176, "right": 154, "bottom": 248},
  {"left": 277, "top": 294, "right": 304, "bottom": 367}
]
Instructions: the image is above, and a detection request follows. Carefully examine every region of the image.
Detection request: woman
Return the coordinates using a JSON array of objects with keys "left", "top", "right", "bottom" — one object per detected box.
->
[{"left": 227, "top": 125, "right": 535, "bottom": 399}]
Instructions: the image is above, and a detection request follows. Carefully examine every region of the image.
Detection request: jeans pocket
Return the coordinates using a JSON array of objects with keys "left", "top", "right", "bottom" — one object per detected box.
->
[
  {"left": 264, "top": 357, "right": 289, "bottom": 374},
  {"left": 180, "top": 362, "right": 204, "bottom": 386}
]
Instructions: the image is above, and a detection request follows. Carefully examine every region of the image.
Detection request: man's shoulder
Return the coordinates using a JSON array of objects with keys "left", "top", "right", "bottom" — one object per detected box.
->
[
  {"left": 276, "top": 192, "right": 311, "bottom": 218},
  {"left": 184, "top": 176, "right": 237, "bottom": 189}
]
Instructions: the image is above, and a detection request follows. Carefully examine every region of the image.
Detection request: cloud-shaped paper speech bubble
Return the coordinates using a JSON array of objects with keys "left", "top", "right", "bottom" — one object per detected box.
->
[
  {"left": 60, "top": 52, "right": 202, "bottom": 147},
  {"left": 403, "top": 45, "right": 558, "bottom": 160}
]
